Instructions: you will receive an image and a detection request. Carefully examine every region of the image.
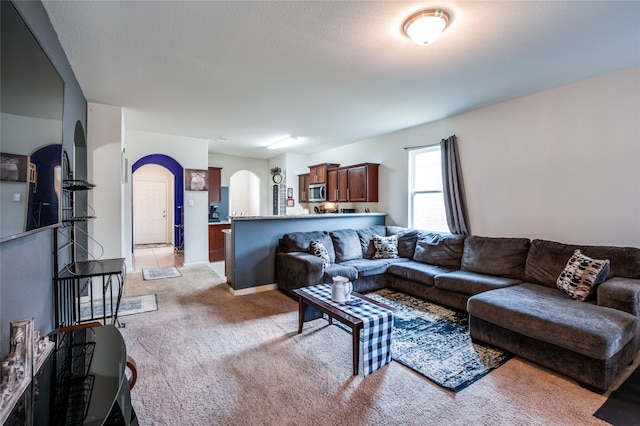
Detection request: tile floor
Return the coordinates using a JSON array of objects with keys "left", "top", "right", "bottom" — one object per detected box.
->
[
  {"left": 132, "top": 244, "right": 227, "bottom": 280},
  {"left": 132, "top": 244, "right": 183, "bottom": 272}
]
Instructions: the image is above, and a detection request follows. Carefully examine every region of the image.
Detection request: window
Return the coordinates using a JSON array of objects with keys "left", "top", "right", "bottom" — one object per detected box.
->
[{"left": 409, "top": 146, "right": 448, "bottom": 232}]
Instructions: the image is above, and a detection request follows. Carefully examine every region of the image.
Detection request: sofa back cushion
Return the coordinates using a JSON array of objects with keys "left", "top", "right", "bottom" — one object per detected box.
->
[
  {"left": 525, "top": 239, "right": 640, "bottom": 287},
  {"left": 413, "top": 233, "right": 466, "bottom": 269},
  {"left": 386, "top": 227, "right": 423, "bottom": 258},
  {"left": 279, "top": 231, "right": 335, "bottom": 263},
  {"left": 461, "top": 236, "right": 531, "bottom": 279},
  {"left": 330, "top": 229, "right": 363, "bottom": 263},
  {"left": 356, "top": 225, "right": 387, "bottom": 259}
]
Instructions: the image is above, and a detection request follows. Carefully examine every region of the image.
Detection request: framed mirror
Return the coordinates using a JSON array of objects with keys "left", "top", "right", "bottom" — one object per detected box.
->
[{"left": 1, "top": 1, "right": 64, "bottom": 243}]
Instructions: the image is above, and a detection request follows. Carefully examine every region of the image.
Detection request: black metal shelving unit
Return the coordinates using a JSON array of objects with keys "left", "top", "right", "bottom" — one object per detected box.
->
[{"left": 53, "top": 152, "right": 125, "bottom": 329}]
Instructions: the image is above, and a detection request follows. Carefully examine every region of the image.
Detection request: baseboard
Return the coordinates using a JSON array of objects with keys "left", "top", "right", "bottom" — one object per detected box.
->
[
  {"left": 182, "top": 260, "right": 209, "bottom": 267},
  {"left": 227, "top": 283, "right": 278, "bottom": 296}
]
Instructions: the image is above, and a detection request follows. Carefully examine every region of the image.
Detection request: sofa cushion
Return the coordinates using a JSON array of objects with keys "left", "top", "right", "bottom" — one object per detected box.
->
[
  {"left": 309, "top": 240, "right": 330, "bottom": 269},
  {"left": 525, "top": 239, "right": 640, "bottom": 287},
  {"left": 330, "top": 229, "right": 363, "bottom": 263},
  {"left": 467, "top": 283, "right": 637, "bottom": 359},
  {"left": 322, "top": 264, "right": 358, "bottom": 283},
  {"left": 435, "top": 270, "right": 522, "bottom": 296},
  {"left": 387, "top": 261, "right": 451, "bottom": 286},
  {"left": 373, "top": 234, "right": 399, "bottom": 259},
  {"left": 356, "top": 226, "right": 387, "bottom": 259},
  {"left": 386, "top": 227, "right": 422, "bottom": 258},
  {"left": 413, "top": 233, "right": 466, "bottom": 269},
  {"left": 556, "top": 250, "right": 610, "bottom": 301},
  {"left": 461, "top": 236, "right": 530, "bottom": 279},
  {"left": 280, "top": 231, "right": 335, "bottom": 263},
  {"left": 340, "top": 258, "right": 394, "bottom": 277}
]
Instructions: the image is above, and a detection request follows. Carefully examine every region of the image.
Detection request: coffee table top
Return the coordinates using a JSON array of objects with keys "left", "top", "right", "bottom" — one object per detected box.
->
[{"left": 293, "top": 286, "right": 394, "bottom": 324}]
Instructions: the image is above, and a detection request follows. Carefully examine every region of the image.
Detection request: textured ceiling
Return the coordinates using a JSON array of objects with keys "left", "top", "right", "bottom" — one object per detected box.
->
[{"left": 42, "top": 1, "right": 640, "bottom": 159}]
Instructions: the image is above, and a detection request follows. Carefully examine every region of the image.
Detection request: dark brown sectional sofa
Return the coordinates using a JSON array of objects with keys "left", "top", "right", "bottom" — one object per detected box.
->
[{"left": 275, "top": 225, "right": 640, "bottom": 391}]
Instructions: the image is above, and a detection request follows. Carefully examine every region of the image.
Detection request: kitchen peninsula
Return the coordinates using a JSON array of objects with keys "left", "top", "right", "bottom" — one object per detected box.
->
[{"left": 224, "top": 213, "right": 385, "bottom": 293}]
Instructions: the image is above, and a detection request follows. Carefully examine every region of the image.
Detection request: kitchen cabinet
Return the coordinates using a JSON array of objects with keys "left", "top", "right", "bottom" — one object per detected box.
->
[
  {"left": 208, "top": 167, "right": 222, "bottom": 203},
  {"left": 331, "top": 163, "right": 379, "bottom": 202},
  {"left": 298, "top": 173, "right": 310, "bottom": 203},
  {"left": 309, "top": 163, "right": 339, "bottom": 184},
  {"left": 209, "top": 223, "right": 231, "bottom": 262},
  {"left": 337, "top": 168, "right": 349, "bottom": 201},
  {"left": 327, "top": 169, "right": 338, "bottom": 202}
]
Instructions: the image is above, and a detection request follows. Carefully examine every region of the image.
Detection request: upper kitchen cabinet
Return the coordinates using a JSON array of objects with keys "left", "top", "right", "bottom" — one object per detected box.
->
[
  {"left": 208, "top": 167, "right": 222, "bottom": 203},
  {"left": 328, "top": 163, "right": 379, "bottom": 202},
  {"left": 347, "top": 163, "right": 378, "bottom": 202},
  {"left": 298, "top": 173, "right": 310, "bottom": 203},
  {"left": 309, "top": 163, "right": 340, "bottom": 184},
  {"left": 327, "top": 169, "right": 338, "bottom": 202}
]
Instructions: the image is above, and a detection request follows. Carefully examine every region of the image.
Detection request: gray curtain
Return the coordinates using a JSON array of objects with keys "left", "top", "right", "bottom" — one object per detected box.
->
[{"left": 441, "top": 135, "right": 471, "bottom": 235}]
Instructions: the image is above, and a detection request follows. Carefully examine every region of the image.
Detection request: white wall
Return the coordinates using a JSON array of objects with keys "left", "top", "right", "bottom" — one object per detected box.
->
[
  {"left": 87, "top": 103, "right": 123, "bottom": 259},
  {"left": 308, "top": 67, "right": 640, "bottom": 247},
  {"left": 282, "top": 153, "right": 308, "bottom": 215},
  {"left": 124, "top": 129, "right": 209, "bottom": 267},
  {"left": 208, "top": 153, "right": 270, "bottom": 215}
]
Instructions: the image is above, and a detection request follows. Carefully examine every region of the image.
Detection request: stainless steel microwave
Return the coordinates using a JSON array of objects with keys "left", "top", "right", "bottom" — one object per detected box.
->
[{"left": 308, "top": 184, "right": 326, "bottom": 202}]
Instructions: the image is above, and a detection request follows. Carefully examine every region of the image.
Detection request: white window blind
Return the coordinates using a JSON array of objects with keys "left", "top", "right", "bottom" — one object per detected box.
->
[{"left": 409, "top": 146, "right": 448, "bottom": 232}]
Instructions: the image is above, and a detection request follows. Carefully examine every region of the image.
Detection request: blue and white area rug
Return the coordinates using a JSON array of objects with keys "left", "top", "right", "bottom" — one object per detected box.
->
[
  {"left": 142, "top": 266, "right": 182, "bottom": 280},
  {"left": 365, "top": 289, "right": 512, "bottom": 392},
  {"left": 80, "top": 294, "right": 158, "bottom": 320}
]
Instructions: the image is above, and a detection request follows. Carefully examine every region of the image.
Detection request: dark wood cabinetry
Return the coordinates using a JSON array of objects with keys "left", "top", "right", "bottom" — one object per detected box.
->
[
  {"left": 327, "top": 169, "right": 338, "bottom": 202},
  {"left": 209, "top": 223, "right": 231, "bottom": 262},
  {"left": 328, "top": 163, "right": 379, "bottom": 202},
  {"left": 309, "top": 163, "right": 339, "bottom": 184},
  {"left": 298, "top": 173, "right": 310, "bottom": 203},
  {"left": 208, "top": 167, "right": 222, "bottom": 203}
]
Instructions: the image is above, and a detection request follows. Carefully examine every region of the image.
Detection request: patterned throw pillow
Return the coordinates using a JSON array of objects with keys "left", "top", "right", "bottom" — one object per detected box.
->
[
  {"left": 309, "top": 240, "right": 330, "bottom": 269},
  {"left": 556, "top": 249, "right": 610, "bottom": 301},
  {"left": 373, "top": 234, "right": 399, "bottom": 259}
]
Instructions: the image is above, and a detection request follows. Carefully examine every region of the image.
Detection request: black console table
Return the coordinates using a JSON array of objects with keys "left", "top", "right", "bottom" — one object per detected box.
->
[{"left": 54, "top": 258, "right": 126, "bottom": 328}]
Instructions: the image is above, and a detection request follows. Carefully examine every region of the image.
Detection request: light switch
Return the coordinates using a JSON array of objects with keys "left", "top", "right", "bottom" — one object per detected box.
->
[
  {"left": 188, "top": 199, "right": 194, "bottom": 206},
  {"left": 13, "top": 193, "right": 21, "bottom": 202}
]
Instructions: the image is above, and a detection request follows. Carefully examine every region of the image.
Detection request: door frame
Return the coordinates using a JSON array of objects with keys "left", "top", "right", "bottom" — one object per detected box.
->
[
  {"left": 133, "top": 178, "right": 170, "bottom": 245},
  {"left": 131, "top": 154, "right": 183, "bottom": 252}
]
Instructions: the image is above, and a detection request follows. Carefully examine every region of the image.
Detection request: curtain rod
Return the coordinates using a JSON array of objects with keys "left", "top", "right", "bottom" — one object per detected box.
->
[{"left": 403, "top": 141, "right": 440, "bottom": 151}]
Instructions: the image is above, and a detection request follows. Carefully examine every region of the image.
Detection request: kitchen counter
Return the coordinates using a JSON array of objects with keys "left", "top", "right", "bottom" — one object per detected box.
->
[
  {"left": 229, "top": 213, "right": 385, "bottom": 221},
  {"left": 225, "top": 213, "right": 386, "bottom": 292},
  {"left": 209, "top": 220, "right": 231, "bottom": 225}
]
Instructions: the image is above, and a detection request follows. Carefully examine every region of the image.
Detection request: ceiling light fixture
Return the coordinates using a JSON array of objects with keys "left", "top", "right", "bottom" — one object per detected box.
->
[
  {"left": 402, "top": 9, "right": 450, "bottom": 45},
  {"left": 267, "top": 136, "right": 299, "bottom": 150}
]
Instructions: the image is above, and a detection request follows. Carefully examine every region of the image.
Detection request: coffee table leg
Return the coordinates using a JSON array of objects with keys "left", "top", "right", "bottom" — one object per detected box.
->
[
  {"left": 297, "top": 296, "right": 306, "bottom": 334},
  {"left": 352, "top": 325, "right": 360, "bottom": 375}
]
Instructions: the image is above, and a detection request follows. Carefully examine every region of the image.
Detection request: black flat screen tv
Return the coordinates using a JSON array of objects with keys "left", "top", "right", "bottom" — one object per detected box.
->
[{"left": 1, "top": 1, "right": 64, "bottom": 243}]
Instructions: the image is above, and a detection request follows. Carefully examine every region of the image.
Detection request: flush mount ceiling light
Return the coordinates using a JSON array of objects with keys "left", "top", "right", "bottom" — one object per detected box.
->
[
  {"left": 267, "top": 136, "right": 299, "bottom": 150},
  {"left": 402, "top": 9, "right": 450, "bottom": 45}
]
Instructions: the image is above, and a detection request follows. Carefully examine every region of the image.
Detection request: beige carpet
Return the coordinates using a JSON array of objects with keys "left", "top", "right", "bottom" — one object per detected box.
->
[{"left": 121, "top": 265, "right": 640, "bottom": 426}]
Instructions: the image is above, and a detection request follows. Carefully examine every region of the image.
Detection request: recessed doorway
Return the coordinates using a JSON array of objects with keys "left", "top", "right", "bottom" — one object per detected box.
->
[{"left": 132, "top": 163, "right": 182, "bottom": 271}]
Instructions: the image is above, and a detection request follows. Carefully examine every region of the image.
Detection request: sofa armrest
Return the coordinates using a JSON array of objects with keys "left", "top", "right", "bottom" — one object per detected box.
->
[
  {"left": 276, "top": 252, "right": 324, "bottom": 292},
  {"left": 597, "top": 277, "right": 640, "bottom": 317}
]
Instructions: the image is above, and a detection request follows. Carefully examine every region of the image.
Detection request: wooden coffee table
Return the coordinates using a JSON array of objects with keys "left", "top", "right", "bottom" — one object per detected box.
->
[{"left": 293, "top": 287, "right": 394, "bottom": 375}]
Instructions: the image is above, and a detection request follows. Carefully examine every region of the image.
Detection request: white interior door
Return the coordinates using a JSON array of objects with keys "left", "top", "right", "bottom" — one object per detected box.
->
[{"left": 134, "top": 180, "right": 168, "bottom": 245}]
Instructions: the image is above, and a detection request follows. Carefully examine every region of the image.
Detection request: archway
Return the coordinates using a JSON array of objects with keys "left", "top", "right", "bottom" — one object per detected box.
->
[
  {"left": 229, "top": 170, "right": 260, "bottom": 216},
  {"left": 132, "top": 154, "right": 184, "bottom": 250}
]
